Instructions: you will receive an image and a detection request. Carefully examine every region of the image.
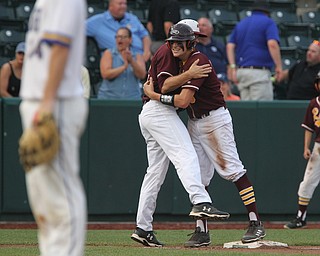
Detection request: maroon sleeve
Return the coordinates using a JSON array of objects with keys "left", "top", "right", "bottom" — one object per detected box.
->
[
  {"left": 149, "top": 44, "right": 179, "bottom": 92},
  {"left": 181, "top": 52, "right": 211, "bottom": 90},
  {"left": 302, "top": 98, "right": 317, "bottom": 132}
]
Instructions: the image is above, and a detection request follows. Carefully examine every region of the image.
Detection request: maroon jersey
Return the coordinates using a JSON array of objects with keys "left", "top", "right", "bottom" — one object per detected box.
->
[
  {"left": 180, "top": 51, "right": 226, "bottom": 119},
  {"left": 147, "top": 44, "right": 180, "bottom": 94},
  {"left": 302, "top": 96, "right": 320, "bottom": 143}
]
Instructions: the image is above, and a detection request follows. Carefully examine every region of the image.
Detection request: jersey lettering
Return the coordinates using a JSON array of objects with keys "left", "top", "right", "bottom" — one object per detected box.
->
[{"left": 312, "top": 107, "right": 320, "bottom": 127}]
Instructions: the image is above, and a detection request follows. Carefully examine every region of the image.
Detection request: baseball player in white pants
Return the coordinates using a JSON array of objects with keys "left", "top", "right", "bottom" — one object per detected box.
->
[
  {"left": 19, "top": 0, "right": 88, "bottom": 255},
  {"left": 284, "top": 72, "right": 320, "bottom": 229},
  {"left": 131, "top": 38, "right": 230, "bottom": 247},
  {"left": 144, "top": 22, "right": 266, "bottom": 246}
]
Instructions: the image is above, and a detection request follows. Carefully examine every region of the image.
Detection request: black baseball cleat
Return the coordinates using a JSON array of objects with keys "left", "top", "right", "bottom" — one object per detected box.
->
[
  {"left": 184, "top": 227, "right": 211, "bottom": 248},
  {"left": 284, "top": 217, "right": 306, "bottom": 229},
  {"left": 189, "top": 203, "right": 230, "bottom": 220},
  {"left": 242, "top": 221, "right": 266, "bottom": 243},
  {"left": 131, "top": 227, "right": 164, "bottom": 247}
]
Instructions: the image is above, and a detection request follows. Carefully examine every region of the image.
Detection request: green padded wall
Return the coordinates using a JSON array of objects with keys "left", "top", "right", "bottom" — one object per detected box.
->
[
  {"left": 1, "top": 99, "right": 320, "bottom": 220},
  {"left": 1, "top": 98, "right": 29, "bottom": 213}
]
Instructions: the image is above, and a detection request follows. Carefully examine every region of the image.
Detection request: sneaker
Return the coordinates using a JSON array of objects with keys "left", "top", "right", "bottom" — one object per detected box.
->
[
  {"left": 131, "top": 227, "right": 164, "bottom": 247},
  {"left": 284, "top": 217, "right": 306, "bottom": 229},
  {"left": 189, "top": 203, "right": 230, "bottom": 220},
  {"left": 241, "top": 221, "right": 266, "bottom": 243},
  {"left": 184, "top": 227, "right": 211, "bottom": 247}
]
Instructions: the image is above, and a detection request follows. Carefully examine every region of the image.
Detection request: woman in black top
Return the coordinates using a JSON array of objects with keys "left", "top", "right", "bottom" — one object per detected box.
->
[{"left": 0, "top": 42, "right": 25, "bottom": 97}]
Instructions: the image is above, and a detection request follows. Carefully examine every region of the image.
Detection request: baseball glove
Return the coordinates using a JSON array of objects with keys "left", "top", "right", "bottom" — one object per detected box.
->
[{"left": 19, "top": 112, "right": 60, "bottom": 172}]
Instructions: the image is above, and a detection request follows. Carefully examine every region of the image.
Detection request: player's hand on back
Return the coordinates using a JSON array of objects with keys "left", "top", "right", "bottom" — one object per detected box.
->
[{"left": 187, "top": 59, "right": 212, "bottom": 79}]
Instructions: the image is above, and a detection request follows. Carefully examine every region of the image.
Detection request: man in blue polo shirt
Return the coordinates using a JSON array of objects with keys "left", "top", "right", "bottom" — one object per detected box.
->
[
  {"left": 226, "top": 0, "right": 283, "bottom": 100},
  {"left": 86, "top": 0, "right": 151, "bottom": 62}
]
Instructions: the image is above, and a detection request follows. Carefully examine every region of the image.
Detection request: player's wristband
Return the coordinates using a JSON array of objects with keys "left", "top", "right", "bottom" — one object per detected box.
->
[
  {"left": 229, "top": 64, "right": 236, "bottom": 69},
  {"left": 160, "top": 94, "right": 175, "bottom": 106}
]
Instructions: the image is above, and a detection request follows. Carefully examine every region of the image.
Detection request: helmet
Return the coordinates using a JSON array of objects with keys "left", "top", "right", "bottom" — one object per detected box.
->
[
  {"left": 177, "top": 19, "right": 207, "bottom": 37},
  {"left": 166, "top": 23, "right": 196, "bottom": 42}
]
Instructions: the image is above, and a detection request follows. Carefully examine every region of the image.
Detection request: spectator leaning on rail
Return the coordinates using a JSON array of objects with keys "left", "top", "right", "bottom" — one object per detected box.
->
[
  {"left": 226, "top": 0, "right": 283, "bottom": 100},
  {"left": 86, "top": 0, "right": 151, "bottom": 62},
  {"left": 277, "top": 40, "right": 320, "bottom": 100}
]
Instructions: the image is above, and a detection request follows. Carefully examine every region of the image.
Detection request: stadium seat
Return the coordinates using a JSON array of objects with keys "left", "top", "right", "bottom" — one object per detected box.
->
[
  {"left": 238, "top": 9, "right": 252, "bottom": 20},
  {"left": 208, "top": 8, "right": 238, "bottom": 35},
  {"left": 0, "top": 19, "right": 26, "bottom": 32},
  {"left": 271, "top": 10, "right": 311, "bottom": 37},
  {"left": 0, "top": 4, "right": 16, "bottom": 20},
  {"left": 0, "top": 29, "right": 25, "bottom": 44},
  {"left": 287, "top": 35, "right": 312, "bottom": 51},
  {"left": 271, "top": 10, "right": 299, "bottom": 24},
  {"left": 128, "top": 8, "right": 147, "bottom": 25},
  {"left": 281, "top": 56, "right": 297, "bottom": 70},
  {"left": 197, "top": 0, "right": 233, "bottom": 11},
  {"left": 15, "top": 2, "right": 34, "bottom": 21},
  {"left": 234, "top": 0, "right": 255, "bottom": 12},
  {"left": 87, "top": 4, "right": 105, "bottom": 18},
  {"left": 87, "top": 0, "right": 108, "bottom": 9},
  {"left": 300, "top": 11, "right": 320, "bottom": 38},
  {"left": 208, "top": 8, "right": 238, "bottom": 24},
  {"left": 280, "top": 47, "right": 299, "bottom": 59},
  {"left": 180, "top": 6, "right": 207, "bottom": 20},
  {"left": 268, "top": 0, "right": 296, "bottom": 12},
  {"left": 0, "top": 56, "right": 10, "bottom": 68}
]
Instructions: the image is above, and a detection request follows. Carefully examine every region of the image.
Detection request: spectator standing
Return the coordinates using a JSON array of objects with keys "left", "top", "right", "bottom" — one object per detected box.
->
[
  {"left": 86, "top": 0, "right": 151, "bottom": 62},
  {"left": 278, "top": 40, "right": 320, "bottom": 100},
  {"left": 196, "top": 17, "right": 228, "bottom": 75},
  {"left": 98, "top": 27, "right": 146, "bottom": 100},
  {"left": 147, "top": 0, "right": 180, "bottom": 55},
  {"left": 226, "top": 0, "right": 283, "bottom": 100},
  {"left": 284, "top": 72, "right": 320, "bottom": 229},
  {"left": 19, "top": 0, "right": 88, "bottom": 255},
  {"left": 217, "top": 73, "right": 240, "bottom": 101},
  {"left": 0, "top": 42, "right": 25, "bottom": 97}
]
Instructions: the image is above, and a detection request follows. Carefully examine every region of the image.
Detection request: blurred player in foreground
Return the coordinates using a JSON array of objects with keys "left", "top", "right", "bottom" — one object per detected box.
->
[{"left": 19, "top": 0, "right": 88, "bottom": 255}]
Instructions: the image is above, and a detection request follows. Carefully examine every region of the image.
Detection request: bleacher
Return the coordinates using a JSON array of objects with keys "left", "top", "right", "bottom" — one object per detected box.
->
[{"left": 0, "top": 0, "right": 319, "bottom": 97}]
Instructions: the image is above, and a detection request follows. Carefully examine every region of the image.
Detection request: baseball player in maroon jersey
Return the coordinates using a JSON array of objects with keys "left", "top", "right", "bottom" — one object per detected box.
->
[
  {"left": 131, "top": 24, "right": 230, "bottom": 247},
  {"left": 144, "top": 23, "right": 266, "bottom": 246},
  {"left": 284, "top": 72, "right": 320, "bottom": 229}
]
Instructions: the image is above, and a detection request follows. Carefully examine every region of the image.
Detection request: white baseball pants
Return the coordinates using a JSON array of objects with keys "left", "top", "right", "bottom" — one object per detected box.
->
[
  {"left": 298, "top": 142, "right": 320, "bottom": 199},
  {"left": 136, "top": 100, "right": 211, "bottom": 231},
  {"left": 19, "top": 98, "right": 88, "bottom": 256},
  {"left": 188, "top": 107, "right": 247, "bottom": 186}
]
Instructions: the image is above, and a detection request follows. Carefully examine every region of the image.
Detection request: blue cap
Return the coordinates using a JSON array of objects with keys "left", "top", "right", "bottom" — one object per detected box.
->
[
  {"left": 217, "top": 73, "right": 228, "bottom": 83},
  {"left": 15, "top": 42, "right": 25, "bottom": 53}
]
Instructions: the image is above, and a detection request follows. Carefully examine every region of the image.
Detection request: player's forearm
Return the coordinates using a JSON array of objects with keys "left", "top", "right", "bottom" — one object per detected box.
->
[
  {"left": 148, "top": 89, "right": 193, "bottom": 109},
  {"left": 161, "top": 71, "right": 193, "bottom": 94},
  {"left": 304, "top": 130, "right": 313, "bottom": 150}
]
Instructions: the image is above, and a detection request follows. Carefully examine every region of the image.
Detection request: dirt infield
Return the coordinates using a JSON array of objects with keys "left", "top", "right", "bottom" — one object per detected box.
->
[{"left": 1, "top": 220, "right": 320, "bottom": 230}]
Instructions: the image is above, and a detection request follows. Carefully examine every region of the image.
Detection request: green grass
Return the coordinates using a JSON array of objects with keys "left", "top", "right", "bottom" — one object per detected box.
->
[{"left": 0, "top": 229, "right": 320, "bottom": 255}]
